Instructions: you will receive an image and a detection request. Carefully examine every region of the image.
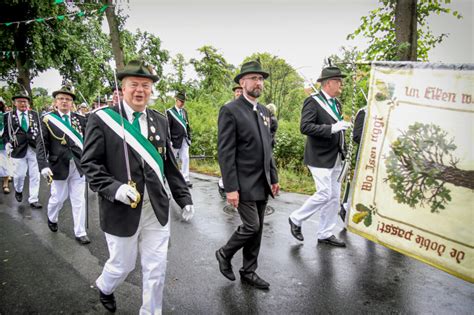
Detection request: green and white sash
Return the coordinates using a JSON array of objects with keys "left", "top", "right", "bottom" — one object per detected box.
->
[
  {"left": 96, "top": 108, "right": 165, "bottom": 186},
  {"left": 45, "top": 113, "right": 84, "bottom": 150},
  {"left": 312, "top": 93, "right": 342, "bottom": 122},
  {"left": 167, "top": 108, "right": 188, "bottom": 132}
]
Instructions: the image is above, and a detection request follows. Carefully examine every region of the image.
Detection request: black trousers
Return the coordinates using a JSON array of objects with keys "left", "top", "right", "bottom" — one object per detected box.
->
[{"left": 221, "top": 199, "right": 267, "bottom": 273}]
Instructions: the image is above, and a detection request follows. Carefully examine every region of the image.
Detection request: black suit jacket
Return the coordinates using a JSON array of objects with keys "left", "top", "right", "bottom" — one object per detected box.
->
[
  {"left": 218, "top": 95, "right": 278, "bottom": 201},
  {"left": 300, "top": 92, "right": 346, "bottom": 169},
  {"left": 167, "top": 107, "right": 191, "bottom": 149},
  {"left": 81, "top": 105, "right": 192, "bottom": 237},
  {"left": 36, "top": 111, "right": 87, "bottom": 180},
  {"left": 353, "top": 106, "right": 367, "bottom": 145},
  {"left": 3, "top": 110, "right": 40, "bottom": 158}
]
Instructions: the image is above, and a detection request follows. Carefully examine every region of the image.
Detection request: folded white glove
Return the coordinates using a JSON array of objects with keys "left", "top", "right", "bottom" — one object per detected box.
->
[
  {"left": 115, "top": 184, "right": 139, "bottom": 205},
  {"left": 181, "top": 205, "right": 194, "bottom": 221},
  {"left": 331, "top": 120, "right": 351, "bottom": 134},
  {"left": 5, "top": 143, "right": 12, "bottom": 155},
  {"left": 41, "top": 167, "right": 53, "bottom": 179}
]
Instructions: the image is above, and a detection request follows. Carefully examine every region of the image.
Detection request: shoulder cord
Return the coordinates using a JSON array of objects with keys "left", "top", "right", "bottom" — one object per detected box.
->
[{"left": 43, "top": 116, "right": 67, "bottom": 145}]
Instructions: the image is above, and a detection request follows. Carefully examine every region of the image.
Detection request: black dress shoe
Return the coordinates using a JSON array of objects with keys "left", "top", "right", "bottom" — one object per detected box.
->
[
  {"left": 75, "top": 235, "right": 91, "bottom": 245},
  {"left": 30, "top": 202, "right": 42, "bottom": 209},
  {"left": 186, "top": 181, "right": 193, "bottom": 188},
  {"left": 288, "top": 218, "right": 304, "bottom": 241},
  {"left": 215, "top": 248, "right": 235, "bottom": 281},
  {"left": 239, "top": 271, "right": 270, "bottom": 290},
  {"left": 15, "top": 190, "right": 23, "bottom": 202},
  {"left": 47, "top": 219, "right": 58, "bottom": 232},
  {"left": 217, "top": 183, "right": 226, "bottom": 199},
  {"left": 318, "top": 235, "right": 346, "bottom": 247},
  {"left": 99, "top": 290, "right": 116, "bottom": 313}
]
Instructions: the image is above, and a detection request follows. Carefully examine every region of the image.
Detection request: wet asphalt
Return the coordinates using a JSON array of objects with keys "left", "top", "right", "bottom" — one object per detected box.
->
[{"left": 0, "top": 172, "right": 473, "bottom": 314}]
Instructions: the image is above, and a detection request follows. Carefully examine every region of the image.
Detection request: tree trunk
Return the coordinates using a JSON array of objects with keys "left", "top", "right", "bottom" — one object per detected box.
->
[
  {"left": 14, "top": 24, "right": 32, "bottom": 103},
  {"left": 395, "top": 0, "right": 418, "bottom": 61},
  {"left": 104, "top": 0, "right": 125, "bottom": 70},
  {"left": 436, "top": 166, "right": 474, "bottom": 190}
]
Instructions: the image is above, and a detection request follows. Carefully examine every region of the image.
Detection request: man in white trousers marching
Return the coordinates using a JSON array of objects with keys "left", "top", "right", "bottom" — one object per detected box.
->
[
  {"left": 288, "top": 66, "right": 351, "bottom": 247},
  {"left": 3, "top": 92, "right": 42, "bottom": 208},
  {"left": 36, "top": 86, "right": 90, "bottom": 244},
  {"left": 167, "top": 91, "right": 192, "bottom": 188},
  {"left": 81, "top": 60, "right": 194, "bottom": 314}
]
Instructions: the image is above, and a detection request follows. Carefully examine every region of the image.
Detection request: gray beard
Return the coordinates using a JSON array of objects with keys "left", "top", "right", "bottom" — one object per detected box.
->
[{"left": 247, "top": 89, "right": 261, "bottom": 98}]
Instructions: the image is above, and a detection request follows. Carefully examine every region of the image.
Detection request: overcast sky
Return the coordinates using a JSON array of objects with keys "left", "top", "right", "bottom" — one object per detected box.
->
[{"left": 32, "top": 0, "right": 473, "bottom": 93}]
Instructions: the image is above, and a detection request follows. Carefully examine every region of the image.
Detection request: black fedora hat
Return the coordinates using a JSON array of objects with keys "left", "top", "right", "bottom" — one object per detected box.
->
[
  {"left": 317, "top": 66, "right": 346, "bottom": 82},
  {"left": 117, "top": 60, "right": 159, "bottom": 82},
  {"left": 12, "top": 91, "right": 31, "bottom": 102},
  {"left": 234, "top": 60, "right": 269, "bottom": 84},
  {"left": 232, "top": 85, "right": 243, "bottom": 91},
  {"left": 52, "top": 85, "right": 76, "bottom": 100},
  {"left": 175, "top": 91, "right": 186, "bottom": 101}
]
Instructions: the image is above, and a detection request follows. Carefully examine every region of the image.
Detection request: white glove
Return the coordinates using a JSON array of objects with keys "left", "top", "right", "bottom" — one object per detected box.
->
[
  {"left": 5, "top": 143, "right": 12, "bottom": 155},
  {"left": 331, "top": 120, "right": 351, "bottom": 134},
  {"left": 181, "top": 205, "right": 194, "bottom": 221},
  {"left": 115, "top": 184, "right": 139, "bottom": 205},
  {"left": 41, "top": 167, "right": 53, "bottom": 179}
]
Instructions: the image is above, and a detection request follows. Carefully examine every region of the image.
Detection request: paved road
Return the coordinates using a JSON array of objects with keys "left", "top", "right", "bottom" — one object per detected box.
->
[{"left": 0, "top": 173, "right": 472, "bottom": 314}]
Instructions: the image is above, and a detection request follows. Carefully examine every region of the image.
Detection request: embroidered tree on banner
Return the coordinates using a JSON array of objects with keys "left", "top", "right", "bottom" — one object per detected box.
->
[{"left": 385, "top": 122, "right": 474, "bottom": 213}]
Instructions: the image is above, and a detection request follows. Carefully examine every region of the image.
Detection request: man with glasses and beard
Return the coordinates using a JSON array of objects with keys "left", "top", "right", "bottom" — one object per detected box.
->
[{"left": 215, "top": 60, "right": 279, "bottom": 290}]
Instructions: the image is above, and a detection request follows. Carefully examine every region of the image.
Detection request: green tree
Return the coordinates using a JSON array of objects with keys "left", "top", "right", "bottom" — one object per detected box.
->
[
  {"left": 190, "top": 45, "right": 234, "bottom": 99},
  {"left": 385, "top": 122, "right": 474, "bottom": 213},
  {"left": 0, "top": 1, "right": 109, "bottom": 102},
  {"left": 348, "top": 0, "right": 462, "bottom": 61}
]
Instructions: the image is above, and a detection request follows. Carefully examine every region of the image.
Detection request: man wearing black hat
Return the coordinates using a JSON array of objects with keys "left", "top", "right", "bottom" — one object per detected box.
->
[
  {"left": 81, "top": 60, "right": 193, "bottom": 313},
  {"left": 36, "top": 86, "right": 90, "bottom": 244},
  {"left": 288, "top": 66, "right": 351, "bottom": 247},
  {"left": 216, "top": 60, "right": 279, "bottom": 290},
  {"left": 167, "top": 91, "right": 192, "bottom": 187},
  {"left": 3, "top": 92, "right": 42, "bottom": 208}
]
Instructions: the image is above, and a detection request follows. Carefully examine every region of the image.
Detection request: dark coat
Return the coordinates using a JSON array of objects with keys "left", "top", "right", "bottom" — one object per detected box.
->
[
  {"left": 300, "top": 92, "right": 346, "bottom": 169},
  {"left": 3, "top": 110, "right": 40, "bottom": 158},
  {"left": 167, "top": 107, "right": 191, "bottom": 149},
  {"left": 81, "top": 105, "right": 192, "bottom": 237},
  {"left": 36, "top": 111, "right": 87, "bottom": 180},
  {"left": 353, "top": 106, "right": 367, "bottom": 145},
  {"left": 218, "top": 95, "right": 278, "bottom": 201},
  {"left": 269, "top": 113, "right": 278, "bottom": 148}
]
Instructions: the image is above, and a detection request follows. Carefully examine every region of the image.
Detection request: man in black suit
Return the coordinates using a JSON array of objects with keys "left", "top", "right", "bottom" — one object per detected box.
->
[
  {"left": 216, "top": 60, "right": 279, "bottom": 290},
  {"left": 3, "top": 92, "right": 42, "bottom": 208},
  {"left": 288, "top": 66, "right": 350, "bottom": 247},
  {"left": 167, "top": 91, "right": 192, "bottom": 187},
  {"left": 81, "top": 60, "right": 194, "bottom": 314},
  {"left": 36, "top": 86, "right": 90, "bottom": 245}
]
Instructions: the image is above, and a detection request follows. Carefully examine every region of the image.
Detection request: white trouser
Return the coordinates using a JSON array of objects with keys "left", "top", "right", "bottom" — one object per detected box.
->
[
  {"left": 290, "top": 159, "right": 343, "bottom": 239},
  {"left": 96, "top": 200, "right": 170, "bottom": 315},
  {"left": 13, "top": 146, "right": 40, "bottom": 203},
  {"left": 47, "top": 160, "right": 87, "bottom": 237},
  {"left": 0, "top": 149, "right": 13, "bottom": 177},
  {"left": 172, "top": 141, "right": 190, "bottom": 181}
]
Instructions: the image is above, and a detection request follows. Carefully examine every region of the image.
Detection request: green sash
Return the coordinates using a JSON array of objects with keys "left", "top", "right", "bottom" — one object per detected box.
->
[
  {"left": 315, "top": 94, "right": 343, "bottom": 121},
  {"left": 96, "top": 108, "right": 164, "bottom": 183},
  {"left": 167, "top": 107, "right": 188, "bottom": 131},
  {"left": 45, "top": 113, "right": 84, "bottom": 150}
]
